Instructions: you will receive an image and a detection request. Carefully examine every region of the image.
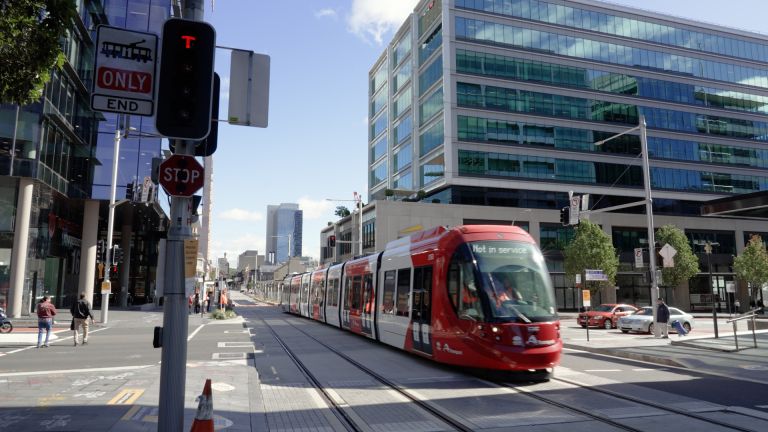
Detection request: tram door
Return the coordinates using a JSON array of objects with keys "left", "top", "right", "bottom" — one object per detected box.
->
[{"left": 411, "top": 266, "right": 433, "bottom": 355}]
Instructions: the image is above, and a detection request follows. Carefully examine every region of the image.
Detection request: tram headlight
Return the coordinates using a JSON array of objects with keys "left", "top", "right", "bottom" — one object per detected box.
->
[{"left": 491, "top": 326, "right": 500, "bottom": 333}]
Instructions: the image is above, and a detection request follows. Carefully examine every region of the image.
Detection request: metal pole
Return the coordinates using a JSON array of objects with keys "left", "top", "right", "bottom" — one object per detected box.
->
[
  {"left": 158, "top": 140, "right": 193, "bottom": 431},
  {"left": 639, "top": 116, "right": 659, "bottom": 320},
  {"left": 708, "top": 247, "right": 719, "bottom": 338},
  {"left": 358, "top": 198, "right": 363, "bottom": 255},
  {"left": 101, "top": 114, "right": 122, "bottom": 324},
  {"left": 158, "top": 1, "right": 204, "bottom": 428}
]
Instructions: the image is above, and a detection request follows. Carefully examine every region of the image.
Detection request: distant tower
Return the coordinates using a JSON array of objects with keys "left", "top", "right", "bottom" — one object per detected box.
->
[{"left": 265, "top": 203, "right": 303, "bottom": 263}]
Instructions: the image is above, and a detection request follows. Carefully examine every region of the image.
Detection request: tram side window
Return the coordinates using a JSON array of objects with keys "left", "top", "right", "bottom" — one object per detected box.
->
[
  {"left": 396, "top": 268, "right": 411, "bottom": 317},
  {"left": 351, "top": 276, "right": 362, "bottom": 310},
  {"left": 450, "top": 246, "right": 484, "bottom": 320},
  {"left": 447, "top": 263, "right": 460, "bottom": 310},
  {"left": 382, "top": 270, "right": 396, "bottom": 314},
  {"left": 363, "top": 273, "right": 373, "bottom": 314},
  {"left": 343, "top": 277, "right": 353, "bottom": 311},
  {"left": 413, "top": 266, "right": 433, "bottom": 320},
  {"left": 327, "top": 277, "right": 339, "bottom": 307}
]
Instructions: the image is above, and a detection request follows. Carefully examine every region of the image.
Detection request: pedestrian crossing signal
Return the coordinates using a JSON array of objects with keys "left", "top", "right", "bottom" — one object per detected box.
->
[{"left": 328, "top": 235, "right": 336, "bottom": 248}]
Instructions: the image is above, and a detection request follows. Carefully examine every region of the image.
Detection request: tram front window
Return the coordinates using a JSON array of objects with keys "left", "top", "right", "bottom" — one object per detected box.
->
[{"left": 471, "top": 241, "right": 557, "bottom": 323}]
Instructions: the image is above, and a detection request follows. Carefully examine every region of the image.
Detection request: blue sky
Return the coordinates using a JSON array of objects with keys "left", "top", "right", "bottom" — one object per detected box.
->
[{"left": 201, "top": 0, "right": 767, "bottom": 267}]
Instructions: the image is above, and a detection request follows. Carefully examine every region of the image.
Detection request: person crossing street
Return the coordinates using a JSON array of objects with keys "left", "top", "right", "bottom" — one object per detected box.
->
[
  {"left": 655, "top": 297, "right": 670, "bottom": 339},
  {"left": 70, "top": 293, "right": 94, "bottom": 346}
]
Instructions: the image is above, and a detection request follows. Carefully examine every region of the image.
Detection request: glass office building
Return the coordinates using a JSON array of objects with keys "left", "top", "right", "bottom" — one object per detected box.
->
[
  {"left": 0, "top": 0, "right": 170, "bottom": 316},
  {"left": 368, "top": 0, "right": 768, "bottom": 310},
  {"left": 266, "top": 203, "right": 304, "bottom": 264}
]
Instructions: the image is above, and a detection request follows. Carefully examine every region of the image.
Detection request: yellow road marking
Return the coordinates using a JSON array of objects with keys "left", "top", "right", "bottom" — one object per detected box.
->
[
  {"left": 108, "top": 388, "right": 145, "bottom": 405},
  {"left": 121, "top": 405, "right": 140, "bottom": 420}
]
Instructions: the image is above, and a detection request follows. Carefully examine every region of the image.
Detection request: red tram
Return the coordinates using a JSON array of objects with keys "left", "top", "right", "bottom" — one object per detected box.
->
[{"left": 283, "top": 225, "right": 561, "bottom": 373}]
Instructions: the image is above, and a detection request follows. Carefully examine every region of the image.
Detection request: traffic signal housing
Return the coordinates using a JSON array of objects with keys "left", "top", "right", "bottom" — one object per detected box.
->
[
  {"left": 97, "top": 240, "right": 105, "bottom": 263},
  {"left": 559, "top": 207, "right": 570, "bottom": 226},
  {"left": 328, "top": 235, "right": 336, "bottom": 248},
  {"left": 155, "top": 18, "right": 216, "bottom": 140},
  {"left": 112, "top": 245, "right": 123, "bottom": 265}
]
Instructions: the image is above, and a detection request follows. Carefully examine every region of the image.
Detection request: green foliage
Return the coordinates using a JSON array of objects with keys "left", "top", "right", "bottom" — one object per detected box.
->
[
  {"left": 564, "top": 219, "right": 619, "bottom": 294},
  {"left": 335, "top": 206, "right": 350, "bottom": 218},
  {"left": 733, "top": 235, "right": 768, "bottom": 303},
  {"left": 210, "top": 309, "right": 237, "bottom": 320},
  {"left": 0, "top": 0, "right": 78, "bottom": 105},
  {"left": 655, "top": 224, "right": 699, "bottom": 288}
]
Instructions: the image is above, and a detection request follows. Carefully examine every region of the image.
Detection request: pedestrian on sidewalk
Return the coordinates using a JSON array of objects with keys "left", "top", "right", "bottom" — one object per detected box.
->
[
  {"left": 655, "top": 297, "right": 670, "bottom": 339},
  {"left": 194, "top": 292, "right": 200, "bottom": 314},
  {"left": 70, "top": 293, "right": 94, "bottom": 346},
  {"left": 734, "top": 299, "right": 741, "bottom": 314},
  {"left": 188, "top": 294, "right": 194, "bottom": 315},
  {"left": 36, "top": 296, "right": 56, "bottom": 348}
]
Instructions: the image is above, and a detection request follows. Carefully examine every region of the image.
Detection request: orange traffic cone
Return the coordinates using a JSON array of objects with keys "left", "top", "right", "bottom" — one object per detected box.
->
[{"left": 190, "top": 379, "right": 214, "bottom": 432}]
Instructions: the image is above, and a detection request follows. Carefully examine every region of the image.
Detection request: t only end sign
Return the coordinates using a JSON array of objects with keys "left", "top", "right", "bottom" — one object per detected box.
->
[{"left": 91, "top": 25, "right": 158, "bottom": 116}]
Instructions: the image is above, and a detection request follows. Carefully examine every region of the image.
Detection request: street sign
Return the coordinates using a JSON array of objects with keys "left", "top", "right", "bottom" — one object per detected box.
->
[
  {"left": 585, "top": 269, "right": 608, "bottom": 281},
  {"left": 660, "top": 243, "right": 677, "bottom": 268},
  {"left": 634, "top": 248, "right": 644, "bottom": 268},
  {"left": 92, "top": 25, "right": 158, "bottom": 116},
  {"left": 582, "top": 290, "right": 591, "bottom": 307},
  {"left": 159, "top": 155, "right": 204, "bottom": 197},
  {"left": 101, "top": 280, "right": 111, "bottom": 295}
]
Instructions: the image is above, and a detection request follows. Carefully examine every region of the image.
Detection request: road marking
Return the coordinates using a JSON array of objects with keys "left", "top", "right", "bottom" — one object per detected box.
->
[
  {"left": 584, "top": 369, "right": 622, "bottom": 372},
  {"left": 0, "top": 364, "right": 153, "bottom": 378},
  {"left": 632, "top": 368, "right": 655, "bottom": 371},
  {"left": 108, "top": 388, "right": 145, "bottom": 405},
  {"left": 121, "top": 405, "right": 141, "bottom": 421},
  {"left": 757, "top": 405, "right": 768, "bottom": 409},
  {"left": 187, "top": 323, "right": 205, "bottom": 341}
]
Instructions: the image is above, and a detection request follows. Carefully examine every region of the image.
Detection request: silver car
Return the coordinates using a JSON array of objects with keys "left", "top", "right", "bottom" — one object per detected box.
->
[{"left": 617, "top": 306, "right": 694, "bottom": 334}]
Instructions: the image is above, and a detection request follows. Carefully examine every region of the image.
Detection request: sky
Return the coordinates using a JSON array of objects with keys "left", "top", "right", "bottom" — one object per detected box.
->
[{"left": 200, "top": 0, "right": 768, "bottom": 268}]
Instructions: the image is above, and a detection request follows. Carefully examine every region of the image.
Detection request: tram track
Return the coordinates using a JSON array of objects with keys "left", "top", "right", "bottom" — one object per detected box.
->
[
  {"left": 497, "top": 373, "right": 763, "bottom": 432},
  {"left": 254, "top": 312, "right": 474, "bottom": 432},
  {"left": 249, "top": 299, "right": 765, "bottom": 432}
]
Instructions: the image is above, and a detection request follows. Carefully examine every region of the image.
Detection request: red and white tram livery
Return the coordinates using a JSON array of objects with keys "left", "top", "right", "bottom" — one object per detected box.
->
[{"left": 284, "top": 225, "right": 561, "bottom": 372}]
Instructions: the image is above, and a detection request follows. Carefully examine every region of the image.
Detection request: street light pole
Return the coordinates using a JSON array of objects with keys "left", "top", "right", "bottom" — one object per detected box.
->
[
  {"left": 101, "top": 114, "right": 126, "bottom": 324},
  {"left": 594, "top": 115, "right": 657, "bottom": 315},
  {"left": 705, "top": 241, "right": 719, "bottom": 338}
]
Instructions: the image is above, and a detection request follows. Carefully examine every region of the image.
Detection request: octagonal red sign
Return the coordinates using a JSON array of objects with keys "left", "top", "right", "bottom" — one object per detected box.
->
[{"left": 159, "top": 154, "right": 204, "bottom": 197}]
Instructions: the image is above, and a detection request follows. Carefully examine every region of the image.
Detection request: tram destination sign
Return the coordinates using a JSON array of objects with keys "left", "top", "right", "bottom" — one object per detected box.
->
[{"left": 91, "top": 25, "right": 158, "bottom": 116}]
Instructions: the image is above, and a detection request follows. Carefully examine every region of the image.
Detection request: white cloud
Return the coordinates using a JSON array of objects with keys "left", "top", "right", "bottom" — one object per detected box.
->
[
  {"left": 347, "top": 0, "right": 419, "bottom": 44},
  {"left": 298, "top": 196, "right": 334, "bottom": 220},
  {"left": 210, "top": 233, "right": 265, "bottom": 265},
  {"left": 315, "top": 8, "right": 338, "bottom": 19},
  {"left": 218, "top": 208, "right": 263, "bottom": 222}
]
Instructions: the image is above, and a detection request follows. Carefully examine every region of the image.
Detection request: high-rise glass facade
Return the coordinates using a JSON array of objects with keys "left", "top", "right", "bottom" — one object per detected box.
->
[
  {"left": 266, "top": 203, "right": 303, "bottom": 264},
  {"left": 368, "top": 0, "right": 768, "bottom": 310}
]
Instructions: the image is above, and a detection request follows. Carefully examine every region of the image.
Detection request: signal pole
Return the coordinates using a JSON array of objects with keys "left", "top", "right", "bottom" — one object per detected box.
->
[{"left": 157, "top": 1, "right": 214, "bottom": 430}]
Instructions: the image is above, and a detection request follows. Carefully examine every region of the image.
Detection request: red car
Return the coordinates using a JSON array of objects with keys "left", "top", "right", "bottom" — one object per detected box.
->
[{"left": 577, "top": 304, "right": 638, "bottom": 329}]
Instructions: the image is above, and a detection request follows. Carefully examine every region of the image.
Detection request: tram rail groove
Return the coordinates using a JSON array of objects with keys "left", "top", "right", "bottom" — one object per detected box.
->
[
  {"left": 254, "top": 314, "right": 360, "bottom": 432},
  {"left": 262, "top": 313, "right": 476, "bottom": 432},
  {"left": 549, "top": 375, "right": 761, "bottom": 432}
]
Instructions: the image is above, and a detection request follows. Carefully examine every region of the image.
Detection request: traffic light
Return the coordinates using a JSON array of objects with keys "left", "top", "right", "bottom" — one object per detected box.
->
[
  {"left": 155, "top": 18, "right": 216, "bottom": 140},
  {"left": 112, "top": 245, "right": 123, "bottom": 265},
  {"left": 328, "top": 235, "right": 336, "bottom": 248},
  {"left": 96, "top": 240, "right": 104, "bottom": 263},
  {"left": 559, "top": 207, "right": 570, "bottom": 226},
  {"left": 126, "top": 182, "right": 135, "bottom": 201}
]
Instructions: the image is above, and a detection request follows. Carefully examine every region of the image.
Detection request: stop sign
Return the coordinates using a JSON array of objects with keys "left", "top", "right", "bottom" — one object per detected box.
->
[{"left": 159, "top": 154, "right": 204, "bottom": 196}]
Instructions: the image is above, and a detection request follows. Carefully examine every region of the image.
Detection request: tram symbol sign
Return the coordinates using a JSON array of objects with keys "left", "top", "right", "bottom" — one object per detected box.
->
[
  {"left": 91, "top": 25, "right": 158, "bottom": 116},
  {"left": 634, "top": 248, "right": 644, "bottom": 268},
  {"left": 159, "top": 155, "right": 204, "bottom": 197}
]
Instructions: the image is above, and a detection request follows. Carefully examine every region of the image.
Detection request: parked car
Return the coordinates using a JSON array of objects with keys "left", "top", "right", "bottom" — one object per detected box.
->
[
  {"left": 617, "top": 306, "right": 695, "bottom": 334},
  {"left": 577, "top": 304, "right": 638, "bottom": 329}
]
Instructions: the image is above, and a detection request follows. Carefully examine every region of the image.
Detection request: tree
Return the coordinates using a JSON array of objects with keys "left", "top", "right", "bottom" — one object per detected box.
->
[
  {"left": 334, "top": 206, "right": 350, "bottom": 218},
  {"left": 733, "top": 234, "right": 768, "bottom": 305},
  {"left": 654, "top": 224, "right": 699, "bottom": 291},
  {"left": 0, "top": 0, "right": 77, "bottom": 105},
  {"left": 564, "top": 219, "right": 619, "bottom": 297}
]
